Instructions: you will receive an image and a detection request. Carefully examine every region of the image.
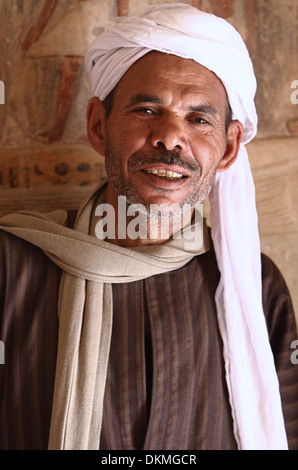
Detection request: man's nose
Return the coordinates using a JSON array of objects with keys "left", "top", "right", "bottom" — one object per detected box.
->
[{"left": 150, "top": 114, "right": 187, "bottom": 151}]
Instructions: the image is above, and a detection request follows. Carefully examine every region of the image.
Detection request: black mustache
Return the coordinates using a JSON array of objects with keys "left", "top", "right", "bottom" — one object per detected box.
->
[{"left": 129, "top": 150, "right": 200, "bottom": 173}]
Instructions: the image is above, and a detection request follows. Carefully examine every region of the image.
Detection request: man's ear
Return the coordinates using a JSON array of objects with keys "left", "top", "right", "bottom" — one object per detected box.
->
[
  {"left": 87, "top": 97, "right": 107, "bottom": 156},
  {"left": 217, "top": 120, "right": 243, "bottom": 172}
]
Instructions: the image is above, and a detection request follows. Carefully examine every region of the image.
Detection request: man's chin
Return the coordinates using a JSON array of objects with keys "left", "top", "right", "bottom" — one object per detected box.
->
[
  {"left": 110, "top": 180, "right": 205, "bottom": 218},
  {"left": 121, "top": 193, "right": 193, "bottom": 220}
]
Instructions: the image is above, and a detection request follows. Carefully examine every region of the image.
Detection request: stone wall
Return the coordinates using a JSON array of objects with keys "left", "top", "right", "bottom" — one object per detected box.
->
[{"left": 0, "top": 0, "right": 297, "bottom": 318}]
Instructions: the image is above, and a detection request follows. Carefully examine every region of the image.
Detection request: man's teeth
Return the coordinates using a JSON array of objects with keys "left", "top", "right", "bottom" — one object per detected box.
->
[{"left": 145, "top": 169, "right": 184, "bottom": 179}]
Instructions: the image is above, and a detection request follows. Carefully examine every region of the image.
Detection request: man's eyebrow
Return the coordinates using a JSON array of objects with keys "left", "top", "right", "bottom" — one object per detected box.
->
[
  {"left": 128, "top": 94, "right": 162, "bottom": 106},
  {"left": 188, "top": 104, "right": 218, "bottom": 118}
]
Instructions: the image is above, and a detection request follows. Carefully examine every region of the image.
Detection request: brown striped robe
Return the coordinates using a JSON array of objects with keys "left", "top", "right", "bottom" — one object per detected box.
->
[{"left": 0, "top": 221, "right": 298, "bottom": 450}]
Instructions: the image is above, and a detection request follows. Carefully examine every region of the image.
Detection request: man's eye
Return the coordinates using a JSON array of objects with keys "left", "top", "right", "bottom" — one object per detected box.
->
[
  {"left": 190, "top": 117, "right": 209, "bottom": 125},
  {"left": 135, "top": 107, "right": 154, "bottom": 115}
]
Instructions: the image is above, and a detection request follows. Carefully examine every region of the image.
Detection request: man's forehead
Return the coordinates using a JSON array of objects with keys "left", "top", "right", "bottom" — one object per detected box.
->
[
  {"left": 122, "top": 51, "right": 220, "bottom": 83},
  {"left": 115, "top": 51, "right": 227, "bottom": 104}
]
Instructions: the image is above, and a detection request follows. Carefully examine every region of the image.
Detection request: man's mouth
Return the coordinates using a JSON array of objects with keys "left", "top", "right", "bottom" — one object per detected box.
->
[{"left": 142, "top": 169, "right": 185, "bottom": 180}]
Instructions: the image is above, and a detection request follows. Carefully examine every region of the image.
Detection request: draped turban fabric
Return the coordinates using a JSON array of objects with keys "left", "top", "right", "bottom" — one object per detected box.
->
[{"left": 85, "top": 3, "right": 288, "bottom": 449}]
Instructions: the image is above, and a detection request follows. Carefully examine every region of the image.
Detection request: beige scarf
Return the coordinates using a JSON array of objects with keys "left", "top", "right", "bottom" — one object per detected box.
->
[{"left": 0, "top": 183, "right": 208, "bottom": 449}]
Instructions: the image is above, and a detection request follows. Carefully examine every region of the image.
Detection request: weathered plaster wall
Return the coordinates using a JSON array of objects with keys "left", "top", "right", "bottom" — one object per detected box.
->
[{"left": 0, "top": 0, "right": 297, "bottom": 317}]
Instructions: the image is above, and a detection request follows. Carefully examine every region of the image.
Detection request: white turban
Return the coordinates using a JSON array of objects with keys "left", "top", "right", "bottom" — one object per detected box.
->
[{"left": 85, "top": 3, "right": 288, "bottom": 450}]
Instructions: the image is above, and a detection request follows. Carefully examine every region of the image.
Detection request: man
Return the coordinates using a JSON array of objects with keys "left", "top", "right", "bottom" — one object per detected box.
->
[{"left": 0, "top": 3, "right": 297, "bottom": 450}]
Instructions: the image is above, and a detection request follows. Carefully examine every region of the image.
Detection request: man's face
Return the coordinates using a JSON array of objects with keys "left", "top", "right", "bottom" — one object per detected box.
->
[{"left": 93, "top": 52, "right": 240, "bottom": 214}]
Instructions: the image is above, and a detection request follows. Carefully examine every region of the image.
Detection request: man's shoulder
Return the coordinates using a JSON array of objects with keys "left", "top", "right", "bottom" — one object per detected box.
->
[
  {"left": 0, "top": 228, "right": 53, "bottom": 272},
  {"left": 193, "top": 240, "right": 289, "bottom": 286},
  {"left": 260, "top": 252, "right": 293, "bottom": 306},
  {"left": 260, "top": 252, "right": 296, "bottom": 332},
  {"left": 192, "top": 246, "right": 293, "bottom": 307},
  {"left": 0, "top": 228, "right": 32, "bottom": 256},
  {"left": 0, "top": 209, "right": 78, "bottom": 266},
  {"left": 261, "top": 252, "right": 287, "bottom": 283}
]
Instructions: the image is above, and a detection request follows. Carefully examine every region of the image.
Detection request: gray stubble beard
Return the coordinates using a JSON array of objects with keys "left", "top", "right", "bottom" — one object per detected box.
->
[{"left": 104, "top": 141, "right": 218, "bottom": 221}]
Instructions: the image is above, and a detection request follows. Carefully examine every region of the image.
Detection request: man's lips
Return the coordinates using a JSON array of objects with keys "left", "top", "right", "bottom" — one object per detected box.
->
[
  {"left": 138, "top": 163, "right": 191, "bottom": 179},
  {"left": 144, "top": 169, "right": 184, "bottom": 180},
  {"left": 129, "top": 150, "right": 199, "bottom": 176},
  {"left": 128, "top": 151, "right": 200, "bottom": 188},
  {"left": 138, "top": 166, "right": 190, "bottom": 190}
]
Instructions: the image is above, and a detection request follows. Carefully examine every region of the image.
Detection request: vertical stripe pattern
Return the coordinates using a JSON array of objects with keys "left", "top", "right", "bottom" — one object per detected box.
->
[
  {"left": 1, "top": 229, "right": 298, "bottom": 450},
  {"left": 101, "top": 253, "right": 238, "bottom": 450},
  {"left": 0, "top": 231, "right": 60, "bottom": 449}
]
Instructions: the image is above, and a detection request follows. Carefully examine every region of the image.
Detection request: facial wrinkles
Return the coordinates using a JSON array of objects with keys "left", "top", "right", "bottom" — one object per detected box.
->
[
  {"left": 103, "top": 53, "right": 229, "bottom": 216},
  {"left": 104, "top": 128, "right": 224, "bottom": 215},
  {"left": 104, "top": 135, "right": 220, "bottom": 217}
]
